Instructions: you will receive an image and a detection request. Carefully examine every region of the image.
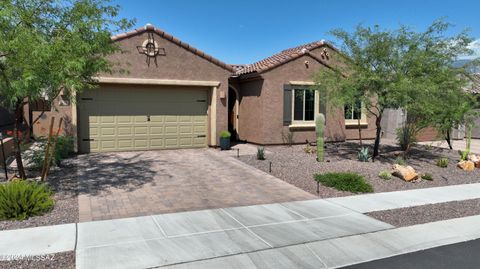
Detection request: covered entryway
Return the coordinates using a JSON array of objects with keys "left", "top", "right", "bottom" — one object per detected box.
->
[{"left": 78, "top": 84, "right": 208, "bottom": 153}]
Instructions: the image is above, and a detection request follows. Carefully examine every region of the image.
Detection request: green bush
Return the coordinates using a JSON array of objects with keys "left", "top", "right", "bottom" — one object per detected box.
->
[
  {"left": 25, "top": 136, "right": 74, "bottom": 169},
  {"left": 314, "top": 172, "right": 373, "bottom": 193},
  {"left": 459, "top": 150, "right": 469, "bottom": 161},
  {"left": 219, "top": 131, "right": 231, "bottom": 139},
  {"left": 257, "top": 147, "right": 265, "bottom": 160},
  {"left": 0, "top": 180, "right": 54, "bottom": 220},
  {"left": 396, "top": 125, "right": 417, "bottom": 152},
  {"left": 421, "top": 173, "right": 433, "bottom": 181},
  {"left": 53, "top": 136, "right": 74, "bottom": 163},
  {"left": 436, "top": 157, "right": 449, "bottom": 168},
  {"left": 394, "top": 156, "right": 406, "bottom": 166},
  {"left": 378, "top": 170, "right": 392, "bottom": 180}
]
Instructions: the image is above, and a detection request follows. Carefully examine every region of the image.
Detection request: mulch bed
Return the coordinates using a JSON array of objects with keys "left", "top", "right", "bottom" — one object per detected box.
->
[
  {"left": 0, "top": 161, "right": 78, "bottom": 231},
  {"left": 0, "top": 251, "right": 75, "bottom": 269},
  {"left": 367, "top": 199, "right": 480, "bottom": 227},
  {"left": 239, "top": 141, "right": 480, "bottom": 198}
]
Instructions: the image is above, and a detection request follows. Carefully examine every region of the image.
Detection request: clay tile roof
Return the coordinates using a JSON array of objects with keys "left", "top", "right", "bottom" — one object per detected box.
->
[
  {"left": 235, "top": 40, "right": 334, "bottom": 75},
  {"left": 110, "top": 24, "right": 235, "bottom": 72}
]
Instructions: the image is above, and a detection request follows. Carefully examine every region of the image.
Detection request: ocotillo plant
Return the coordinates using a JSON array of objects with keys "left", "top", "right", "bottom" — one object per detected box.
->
[{"left": 316, "top": 113, "right": 325, "bottom": 162}]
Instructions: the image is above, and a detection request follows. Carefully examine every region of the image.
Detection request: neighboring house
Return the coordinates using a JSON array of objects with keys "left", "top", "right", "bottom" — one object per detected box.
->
[
  {"left": 29, "top": 24, "right": 378, "bottom": 153},
  {"left": 466, "top": 74, "right": 480, "bottom": 139},
  {"left": 381, "top": 73, "right": 480, "bottom": 142}
]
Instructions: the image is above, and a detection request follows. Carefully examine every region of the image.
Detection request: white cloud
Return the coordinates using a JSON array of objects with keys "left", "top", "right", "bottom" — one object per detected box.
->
[{"left": 459, "top": 39, "right": 480, "bottom": 60}]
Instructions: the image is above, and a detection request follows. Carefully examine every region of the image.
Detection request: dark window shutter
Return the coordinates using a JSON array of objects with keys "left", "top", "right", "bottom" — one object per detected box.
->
[{"left": 283, "top": 89, "right": 292, "bottom": 125}]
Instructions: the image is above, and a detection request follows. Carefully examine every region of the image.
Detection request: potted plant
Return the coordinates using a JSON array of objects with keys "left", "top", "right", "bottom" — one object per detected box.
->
[{"left": 219, "top": 130, "right": 231, "bottom": 150}]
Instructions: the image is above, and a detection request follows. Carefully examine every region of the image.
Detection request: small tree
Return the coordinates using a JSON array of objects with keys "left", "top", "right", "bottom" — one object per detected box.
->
[
  {"left": 0, "top": 0, "right": 133, "bottom": 178},
  {"left": 314, "top": 20, "right": 478, "bottom": 160}
]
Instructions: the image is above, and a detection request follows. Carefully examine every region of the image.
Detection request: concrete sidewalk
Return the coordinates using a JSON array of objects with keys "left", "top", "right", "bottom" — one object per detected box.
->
[
  {"left": 163, "top": 215, "right": 480, "bottom": 269},
  {"left": 3, "top": 183, "right": 480, "bottom": 268},
  {"left": 76, "top": 200, "right": 391, "bottom": 269},
  {"left": 419, "top": 139, "right": 480, "bottom": 154}
]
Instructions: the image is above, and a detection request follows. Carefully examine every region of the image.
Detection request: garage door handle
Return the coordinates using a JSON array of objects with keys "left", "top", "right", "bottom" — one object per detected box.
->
[
  {"left": 82, "top": 138, "right": 94, "bottom": 141},
  {"left": 197, "top": 135, "right": 206, "bottom": 138}
]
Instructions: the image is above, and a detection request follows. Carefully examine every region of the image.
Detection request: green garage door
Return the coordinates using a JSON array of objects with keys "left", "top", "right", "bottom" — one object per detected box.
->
[{"left": 78, "top": 85, "right": 208, "bottom": 153}]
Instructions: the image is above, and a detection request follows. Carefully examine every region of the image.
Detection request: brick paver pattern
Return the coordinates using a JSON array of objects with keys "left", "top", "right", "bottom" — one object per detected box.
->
[{"left": 77, "top": 149, "right": 314, "bottom": 221}]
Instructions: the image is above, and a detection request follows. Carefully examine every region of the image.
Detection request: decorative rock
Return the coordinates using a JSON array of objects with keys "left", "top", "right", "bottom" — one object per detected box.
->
[
  {"left": 457, "top": 160, "right": 475, "bottom": 171},
  {"left": 468, "top": 155, "right": 480, "bottom": 168},
  {"left": 392, "top": 164, "right": 419, "bottom": 182},
  {"left": 468, "top": 154, "right": 479, "bottom": 163}
]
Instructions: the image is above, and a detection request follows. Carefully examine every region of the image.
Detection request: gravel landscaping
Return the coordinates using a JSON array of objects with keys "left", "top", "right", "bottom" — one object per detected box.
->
[
  {"left": 239, "top": 140, "right": 480, "bottom": 197},
  {"left": 0, "top": 251, "right": 74, "bottom": 269},
  {"left": 0, "top": 161, "right": 78, "bottom": 231},
  {"left": 367, "top": 198, "right": 480, "bottom": 227}
]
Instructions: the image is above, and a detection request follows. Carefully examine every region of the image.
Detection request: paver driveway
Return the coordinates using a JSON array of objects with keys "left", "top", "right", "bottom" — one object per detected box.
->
[{"left": 77, "top": 149, "right": 315, "bottom": 221}]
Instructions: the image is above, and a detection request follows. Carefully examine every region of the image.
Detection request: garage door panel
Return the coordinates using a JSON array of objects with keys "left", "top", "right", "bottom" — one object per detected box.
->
[
  {"left": 165, "top": 138, "right": 179, "bottom": 147},
  {"left": 135, "top": 140, "right": 148, "bottom": 148},
  {"left": 101, "top": 140, "right": 115, "bottom": 150},
  {"left": 150, "top": 116, "right": 164, "bottom": 123},
  {"left": 118, "top": 140, "right": 133, "bottom": 149},
  {"left": 150, "top": 126, "right": 164, "bottom": 135},
  {"left": 100, "top": 127, "right": 115, "bottom": 136},
  {"left": 117, "top": 127, "right": 133, "bottom": 136},
  {"left": 100, "top": 116, "right": 115, "bottom": 124},
  {"left": 79, "top": 86, "right": 208, "bottom": 153},
  {"left": 150, "top": 139, "right": 164, "bottom": 147},
  {"left": 179, "top": 125, "right": 193, "bottom": 134},
  {"left": 117, "top": 116, "right": 133, "bottom": 124}
]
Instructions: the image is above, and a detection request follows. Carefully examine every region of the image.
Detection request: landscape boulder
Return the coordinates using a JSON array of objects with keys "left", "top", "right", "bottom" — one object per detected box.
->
[
  {"left": 392, "top": 164, "right": 419, "bottom": 182},
  {"left": 467, "top": 154, "right": 480, "bottom": 168},
  {"left": 457, "top": 160, "right": 475, "bottom": 171}
]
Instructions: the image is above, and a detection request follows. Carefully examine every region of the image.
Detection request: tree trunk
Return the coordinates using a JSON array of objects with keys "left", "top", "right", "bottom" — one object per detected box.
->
[
  {"left": 445, "top": 130, "right": 453, "bottom": 150},
  {"left": 358, "top": 117, "right": 362, "bottom": 146},
  {"left": 13, "top": 101, "right": 26, "bottom": 179},
  {"left": 372, "top": 115, "right": 382, "bottom": 161}
]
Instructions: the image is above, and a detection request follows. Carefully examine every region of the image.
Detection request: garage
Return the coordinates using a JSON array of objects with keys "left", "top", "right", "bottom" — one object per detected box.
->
[{"left": 78, "top": 84, "right": 208, "bottom": 153}]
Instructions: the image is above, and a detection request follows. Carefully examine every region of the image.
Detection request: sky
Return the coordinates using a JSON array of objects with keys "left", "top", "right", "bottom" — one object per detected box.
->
[{"left": 113, "top": 0, "right": 480, "bottom": 64}]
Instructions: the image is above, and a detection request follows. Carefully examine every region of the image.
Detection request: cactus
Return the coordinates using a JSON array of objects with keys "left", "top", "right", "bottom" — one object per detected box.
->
[{"left": 315, "top": 113, "right": 325, "bottom": 162}]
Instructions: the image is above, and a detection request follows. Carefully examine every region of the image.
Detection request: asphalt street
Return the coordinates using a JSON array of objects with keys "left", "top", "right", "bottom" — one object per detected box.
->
[{"left": 342, "top": 239, "right": 480, "bottom": 269}]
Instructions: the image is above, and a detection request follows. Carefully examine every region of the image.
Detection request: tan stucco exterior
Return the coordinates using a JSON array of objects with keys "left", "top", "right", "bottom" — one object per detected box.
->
[
  {"left": 236, "top": 46, "right": 377, "bottom": 145},
  {"left": 29, "top": 26, "right": 378, "bottom": 151},
  {"left": 31, "top": 27, "right": 232, "bottom": 150}
]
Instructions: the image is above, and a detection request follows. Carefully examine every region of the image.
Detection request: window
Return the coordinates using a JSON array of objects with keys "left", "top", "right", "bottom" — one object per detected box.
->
[
  {"left": 344, "top": 100, "right": 366, "bottom": 125},
  {"left": 292, "top": 88, "right": 317, "bottom": 123}
]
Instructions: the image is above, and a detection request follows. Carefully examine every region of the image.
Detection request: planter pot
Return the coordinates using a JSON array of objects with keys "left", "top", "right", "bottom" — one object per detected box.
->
[{"left": 219, "top": 137, "right": 231, "bottom": 150}]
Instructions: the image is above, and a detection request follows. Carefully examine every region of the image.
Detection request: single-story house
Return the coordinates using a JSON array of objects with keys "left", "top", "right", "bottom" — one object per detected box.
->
[{"left": 29, "top": 24, "right": 379, "bottom": 153}]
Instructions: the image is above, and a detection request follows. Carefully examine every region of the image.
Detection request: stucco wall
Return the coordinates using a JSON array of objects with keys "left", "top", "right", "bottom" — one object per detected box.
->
[
  {"left": 31, "top": 97, "right": 74, "bottom": 137},
  {"left": 103, "top": 31, "right": 232, "bottom": 144},
  {"left": 238, "top": 46, "right": 377, "bottom": 145},
  {"left": 31, "top": 30, "right": 232, "bottom": 146}
]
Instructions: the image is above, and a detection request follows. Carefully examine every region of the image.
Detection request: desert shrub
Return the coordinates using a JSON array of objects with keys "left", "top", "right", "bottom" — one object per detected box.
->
[
  {"left": 436, "top": 157, "right": 449, "bottom": 168},
  {"left": 219, "top": 130, "right": 231, "bottom": 139},
  {"left": 421, "top": 173, "right": 433, "bottom": 181},
  {"left": 304, "top": 144, "right": 314, "bottom": 154},
  {"left": 396, "top": 125, "right": 417, "bottom": 153},
  {"left": 0, "top": 180, "right": 54, "bottom": 220},
  {"left": 23, "top": 136, "right": 75, "bottom": 169},
  {"left": 357, "top": 147, "right": 371, "bottom": 162},
  {"left": 378, "top": 170, "right": 392, "bottom": 180},
  {"left": 314, "top": 172, "right": 373, "bottom": 193},
  {"left": 394, "top": 156, "right": 406, "bottom": 166},
  {"left": 53, "top": 136, "right": 75, "bottom": 163},
  {"left": 459, "top": 150, "right": 469, "bottom": 161},
  {"left": 257, "top": 147, "right": 265, "bottom": 160}
]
